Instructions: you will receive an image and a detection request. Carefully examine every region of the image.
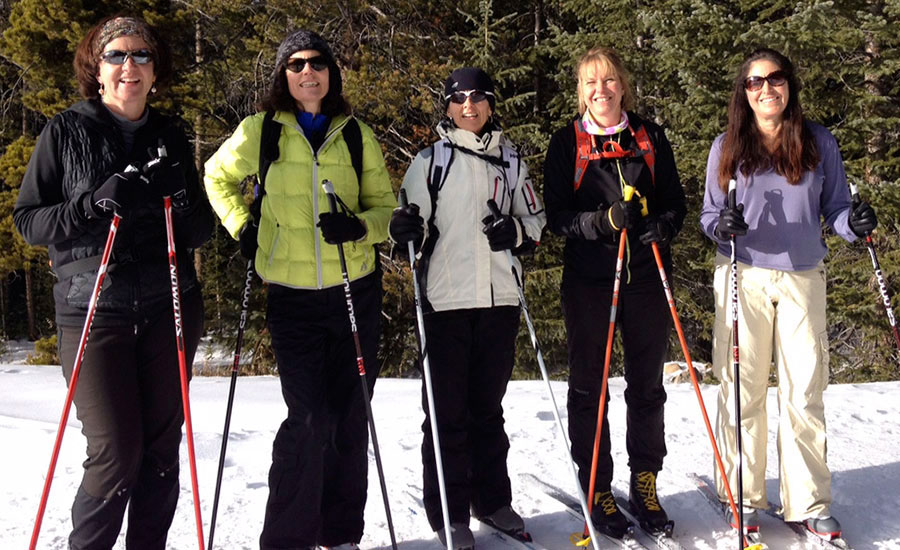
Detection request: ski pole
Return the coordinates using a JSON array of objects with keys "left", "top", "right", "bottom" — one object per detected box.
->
[
  {"left": 400, "top": 189, "right": 454, "bottom": 550},
  {"left": 322, "top": 180, "right": 397, "bottom": 550},
  {"left": 727, "top": 178, "right": 749, "bottom": 550},
  {"left": 30, "top": 213, "right": 122, "bottom": 550},
  {"left": 849, "top": 182, "right": 900, "bottom": 362},
  {"left": 486, "top": 200, "right": 600, "bottom": 550},
  {"left": 584, "top": 185, "right": 634, "bottom": 538},
  {"left": 647, "top": 240, "right": 741, "bottom": 534},
  {"left": 208, "top": 259, "right": 254, "bottom": 550},
  {"left": 159, "top": 143, "right": 206, "bottom": 550}
]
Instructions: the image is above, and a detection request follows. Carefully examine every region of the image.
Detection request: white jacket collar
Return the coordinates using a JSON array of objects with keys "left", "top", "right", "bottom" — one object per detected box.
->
[{"left": 437, "top": 121, "right": 504, "bottom": 155}]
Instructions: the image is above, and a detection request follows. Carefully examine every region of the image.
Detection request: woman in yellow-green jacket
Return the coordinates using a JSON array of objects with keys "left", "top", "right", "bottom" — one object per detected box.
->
[{"left": 204, "top": 29, "right": 395, "bottom": 550}]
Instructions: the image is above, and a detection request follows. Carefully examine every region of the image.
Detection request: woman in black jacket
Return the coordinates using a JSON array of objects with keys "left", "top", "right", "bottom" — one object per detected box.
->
[
  {"left": 13, "top": 15, "right": 213, "bottom": 550},
  {"left": 543, "top": 46, "right": 686, "bottom": 539}
]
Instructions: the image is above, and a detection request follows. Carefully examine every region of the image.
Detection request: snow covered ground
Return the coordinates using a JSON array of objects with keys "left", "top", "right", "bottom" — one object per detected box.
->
[{"left": 1, "top": 340, "right": 898, "bottom": 549}]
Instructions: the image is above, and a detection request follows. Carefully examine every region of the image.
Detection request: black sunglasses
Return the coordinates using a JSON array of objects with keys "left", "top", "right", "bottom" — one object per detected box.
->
[
  {"left": 446, "top": 90, "right": 494, "bottom": 105},
  {"left": 99, "top": 49, "right": 154, "bottom": 65},
  {"left": 285, "top": 56, "right": 329, "bottom": 73},
  {"left": 744, "top": 70, "right": 788, "bottom": 91}
]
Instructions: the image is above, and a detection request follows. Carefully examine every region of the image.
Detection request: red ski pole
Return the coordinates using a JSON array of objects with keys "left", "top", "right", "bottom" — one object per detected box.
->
[
  {"left": 584, "top": 185, "right": 633, "bottom": 537},
  {"left": 159, "top": 143, "right": 205, "bottom": 550},
  {"left": 30, "top": 213, "right": 121, "bottom": 550},
  {"left": 647, "top": 240, "right": 741, "bottom": 532}
]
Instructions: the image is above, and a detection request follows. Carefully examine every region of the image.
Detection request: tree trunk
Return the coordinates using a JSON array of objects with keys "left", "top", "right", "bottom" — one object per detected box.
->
[
  {"left": 24, "top": 264, "right": 36, "bottom": 341},
  {"left": 532, "top": 0, "right": 542, "bottom": 115},
  {"left": 864, "top": 1, "right": 885, "bottom": 187},
  {"left": 193, "top": 16, "right": 205, "bottom": 280},
  {"left": 0, "top": 275, "right": 7, "bottom": 338}
]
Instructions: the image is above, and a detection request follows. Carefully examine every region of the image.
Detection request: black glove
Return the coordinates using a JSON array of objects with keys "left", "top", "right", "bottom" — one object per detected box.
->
[
  {"left": 595, "top": 196, "right": 642, "bottom": 236},
  {"left": 714, "top": 203, "right": 748, "bottom": 240},
  {"left": 88, "top": 169, "right": 144, "bottom": 218},
  {"left": 389, "top": 203, "right": 425, "bottom": 250},
  {"left": 481, "top": 211, "right": 523, "bottom": 251},
  {"left": 317, "top": 212, "right": 366, "bottom": 244},
  {"left": 849, "top": 200, "right": 877, "bottom": 237},
  {"left": 638, "top": 217, "right": 674, "bottom": 249},
  {"left": 142, "top": 153, "right": 190, "bottom": 210},
  {"left": 239, "top": 221, "right": 259, "bottom": 260}
]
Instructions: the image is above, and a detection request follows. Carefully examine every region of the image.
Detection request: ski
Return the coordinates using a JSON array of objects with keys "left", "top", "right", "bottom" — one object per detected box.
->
[
  {"left": 403, "top": 487, "right": 547, "bottom": 550},
  {"left": 762, "top": 502, "right": 855, "bottom": 550},
  {"left": 473, "top": 518, "right": 547, "bottom": 550},
  {"left": 612, "top": 496, "right": 684, "bottom": 550},
  {"left": 519, "top": 473, "right": 649, "bottom": 550},
  {"left": 687, "top": 473, "right": 768, "bottom": 550}
]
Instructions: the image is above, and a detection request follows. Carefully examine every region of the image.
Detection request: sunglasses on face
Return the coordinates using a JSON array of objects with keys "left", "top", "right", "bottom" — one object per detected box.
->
[
  {"left": 99, "top": 49, "right": 154, "bottom": 65},
  {"left": 446, "top": 90, "right": 494, "bottom": 104},
  {"left": 285, "top": 56, "right": 329, "bottom": 73},
  {"left": 744, "top": 70, "right": 788, "bottom": 91}
]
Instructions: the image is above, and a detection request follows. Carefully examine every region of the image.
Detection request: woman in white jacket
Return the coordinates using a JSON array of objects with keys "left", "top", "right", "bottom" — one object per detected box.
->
[{"left": 390, "top": 68, "right": 545, "bottom": 548}]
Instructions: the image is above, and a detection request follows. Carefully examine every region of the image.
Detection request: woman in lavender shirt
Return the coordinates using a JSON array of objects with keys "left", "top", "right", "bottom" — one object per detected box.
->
[{"left": 700, "top": 48, "right": 876, "bottom": 541}]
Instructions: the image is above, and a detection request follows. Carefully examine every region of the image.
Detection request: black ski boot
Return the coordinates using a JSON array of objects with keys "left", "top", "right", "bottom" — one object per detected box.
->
[
  {"left": 628, "top": 471, "right": 674, "bottom": 536},
  {"left": 591, "top": 490, "right": 632, "bottom": 539},
  {"left": 476, "top": 505, "right": 530, "bottom": 540}
]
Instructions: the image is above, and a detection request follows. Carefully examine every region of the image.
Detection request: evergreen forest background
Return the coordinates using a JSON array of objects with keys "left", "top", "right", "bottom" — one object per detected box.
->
[{"left": 1, "top": 0, "right": 898, "bottom": 383}]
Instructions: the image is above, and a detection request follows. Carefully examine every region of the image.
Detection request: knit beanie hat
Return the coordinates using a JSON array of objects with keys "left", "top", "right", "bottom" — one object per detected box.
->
[
  {"left": 443, "top": 67, "right": 496, "bottom": 110},
  {"left": 274, "top": 29, "right": 342, "bottom": 97}
]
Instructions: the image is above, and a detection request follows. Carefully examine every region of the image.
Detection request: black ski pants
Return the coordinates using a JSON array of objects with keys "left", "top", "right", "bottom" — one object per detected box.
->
[
  {"left": 260, "top": 272, "right": 382, "bottom": 550},
  {"left": 562, "top": 276, "right": 670, "bottom": 498},
  {"left": 58, "top": 289, "right": 204, "bottom": 550},
  {"left": 420, "top": 306, "right": 520, "bottom": 531}
]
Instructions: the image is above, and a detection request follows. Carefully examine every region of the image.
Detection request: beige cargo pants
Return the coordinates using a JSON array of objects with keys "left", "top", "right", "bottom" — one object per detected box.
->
[{"left": 711, "top": 253, "right": 832, "bottom": 522}]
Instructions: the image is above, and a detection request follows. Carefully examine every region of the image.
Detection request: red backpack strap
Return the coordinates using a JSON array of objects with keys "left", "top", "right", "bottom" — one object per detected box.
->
[
  {"left": 631, "top": 123, "right": 656, "bottom": 186},
  {"left": 573, "top": 120, "right": 592, "bottom": 191}
]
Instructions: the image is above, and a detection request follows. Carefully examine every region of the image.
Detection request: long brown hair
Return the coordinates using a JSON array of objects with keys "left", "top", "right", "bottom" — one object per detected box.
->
[{"left": 717, "top": 48, "right": 818, "bottom": 191}]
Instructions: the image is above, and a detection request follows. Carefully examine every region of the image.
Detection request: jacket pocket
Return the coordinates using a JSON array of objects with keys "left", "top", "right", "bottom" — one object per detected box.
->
[{"left": 267, "top": 224, "right": 282, "bottom": 268}]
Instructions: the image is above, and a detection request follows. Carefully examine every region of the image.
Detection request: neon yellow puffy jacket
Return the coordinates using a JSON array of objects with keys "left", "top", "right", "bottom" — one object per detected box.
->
[{"left": 204, "top": 111, "right": 396, "bottom": 288}]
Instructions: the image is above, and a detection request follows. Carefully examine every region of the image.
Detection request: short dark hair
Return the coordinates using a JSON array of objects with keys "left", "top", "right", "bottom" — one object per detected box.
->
[
  {"left": 258, "top": 52, "right": 350, "bottom": 116},
  {"left": 73, "top": 15, "right": 173, "bottom": 99}
]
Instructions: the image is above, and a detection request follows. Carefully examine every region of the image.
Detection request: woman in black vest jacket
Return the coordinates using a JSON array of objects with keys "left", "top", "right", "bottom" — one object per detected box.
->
[
  {"left": 13, "top": 16, "right": 213, "bottom": 550},
  {"left": 543, "top": 46, "right": 686, "bottom": 539}
]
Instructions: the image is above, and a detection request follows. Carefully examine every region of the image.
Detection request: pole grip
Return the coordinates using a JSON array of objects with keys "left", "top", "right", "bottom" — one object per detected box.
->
[
  {"left": 322, "top": 179, "right": 339, "bottom": 214},
  {"left": 487, "top": 198, "right": 502, "bottom": 220},
  {"left": 849, "top": 181, "right": 861, "bottom": 207},
  {"left": 398, "top": 188, "right": 408, "bottom": 208},
  {"left": 623, "top": 184, "right": 636, "bottom": 202},
  {"left": 727, "top": 178, "right": 737, "bottom": 210}
]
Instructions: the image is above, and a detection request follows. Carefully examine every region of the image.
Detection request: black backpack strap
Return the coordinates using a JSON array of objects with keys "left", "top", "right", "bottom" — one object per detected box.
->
[
  {"left": 253, "top": 110, "right": 280, "bottom": 221},
  {"left": 342, "top": 118, "right": 364, "bottom": 185}
]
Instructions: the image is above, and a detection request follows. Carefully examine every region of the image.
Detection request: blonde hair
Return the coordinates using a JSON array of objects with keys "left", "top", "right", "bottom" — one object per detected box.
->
[{"left": 575, "top": 46, "right": 635, "bottom": 115}]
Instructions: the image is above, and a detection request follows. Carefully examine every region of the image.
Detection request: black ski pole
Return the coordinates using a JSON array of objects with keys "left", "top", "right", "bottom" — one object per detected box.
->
[
  {"left": 727, "top": 178, "right": 748, "bottom": 550},
  {"left": 849, "top": 182, "right": 900, "bottom": 362},
  {"left": 485, "top": 200, "right": 600, "bottom": 550},
  {"left": 399, "top": 189, "right": 454, "bottom": 550},
  {"left": 322, "top": 180, "right": 397, "bottom": 550},
  {"left": 208, "top": 259, "right": 254, "bottom": 550}
]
